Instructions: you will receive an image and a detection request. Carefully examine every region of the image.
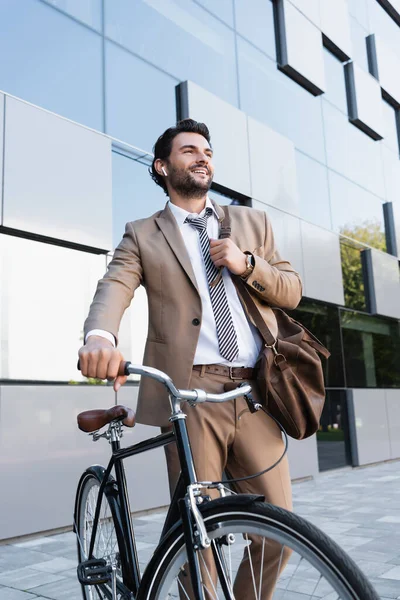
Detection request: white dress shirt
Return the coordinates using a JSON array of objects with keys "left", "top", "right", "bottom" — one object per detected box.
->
[{"left": 87, "top": 197, "right": 262, "bottom": 367}]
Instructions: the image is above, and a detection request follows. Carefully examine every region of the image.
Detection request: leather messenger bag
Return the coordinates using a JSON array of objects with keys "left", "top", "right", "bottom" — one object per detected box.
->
[{"left": 220, "top": 211, "right": 331, "bottom": 440}]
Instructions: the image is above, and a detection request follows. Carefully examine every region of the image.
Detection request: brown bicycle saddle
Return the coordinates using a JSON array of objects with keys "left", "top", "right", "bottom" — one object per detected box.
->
[{"left": 77, "top": 405, "right": 136, "bottom": 433}]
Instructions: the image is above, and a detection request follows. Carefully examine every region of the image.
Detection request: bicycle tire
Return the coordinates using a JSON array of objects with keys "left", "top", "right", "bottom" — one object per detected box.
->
[
  {"left": 137, "top": 495, "right": 379, "bottom": 600},
  {"left": 75, "top": 467, "right": 131, "bottom": 600}
]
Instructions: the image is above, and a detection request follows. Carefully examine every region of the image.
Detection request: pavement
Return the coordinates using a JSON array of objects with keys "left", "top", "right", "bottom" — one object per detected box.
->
[{"left": 1, "top": 459, "right": 400, "bottom": 599}]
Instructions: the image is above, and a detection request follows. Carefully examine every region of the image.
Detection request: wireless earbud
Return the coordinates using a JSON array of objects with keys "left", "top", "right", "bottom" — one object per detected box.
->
[{"left": 162, "top": 167, "right": 168, "bottom": 176}]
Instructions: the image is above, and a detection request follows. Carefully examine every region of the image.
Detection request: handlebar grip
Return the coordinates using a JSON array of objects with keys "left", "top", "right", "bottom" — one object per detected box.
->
[{"left": 77, "top": 360, "right": 131, "bottom": 377}]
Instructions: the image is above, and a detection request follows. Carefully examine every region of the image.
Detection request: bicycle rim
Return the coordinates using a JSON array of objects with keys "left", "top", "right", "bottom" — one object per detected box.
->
[
  {"left": 140, "top": 501, "right": 379, "bottom": 600},
  {"left": 77, "top": 474, "right": 123, "bottom": 600}
]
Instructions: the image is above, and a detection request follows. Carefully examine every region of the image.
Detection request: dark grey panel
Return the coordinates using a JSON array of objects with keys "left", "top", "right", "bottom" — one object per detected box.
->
[
  {"left": 295, "top": 151, "right": 332, "bottom": 230},
  {"left": 105, "top": 42, "right": 177, "bottom": 154},
  {"left": 0, "top": 0, "right": 103, "bottom": 131},
  {"left": 320, "top": 0, "right": 352, "bottom": 61},
  {"left": 42, "top": 0, "right": 102, "bottom": 30},
  {"left": 322, "top": 100, "right": 386, "bottom": 198},
  {"left": 362, "top": 247, "right": 400, "bottom": 318},
  {"left": 3, "top": 96, "right": 112, "bottom": 250},
  {"left": 0, "top": 93, "right": 3, "bottom": 226},
  {"left": 383, "top": 202, "right": 398, "bottom": 256},
  {"left": 104, "top": 0, "right": 238, "bottom": 106},
  {"left": 344, "top": 62, "right": 384, "bottom": 140},
  {"left": 376, "top": 0, "right": 400, "bottom": 27},
  {"left": 0, "top": 234, "right": 107, "bottom": 380},
  {"left": 177, "top": 81, "right": 251, "bottom": 197},
  {"left": 247, "top": 117, "right": 299, "bottom": 215},
  {"left": 300, "top": 221, "right": 345, "bottom": 305},
  {"left": 367, "top": 34, "right": 400, "bottom": 107},
  {"left": 346, "top": 390, "right": 359, "bottom": 467},
  {"left": 274, "top": 0, "right": 325, "bottom": 96},
  {"left": 237, "top": 37, "right": 326, "bottom": 163}
]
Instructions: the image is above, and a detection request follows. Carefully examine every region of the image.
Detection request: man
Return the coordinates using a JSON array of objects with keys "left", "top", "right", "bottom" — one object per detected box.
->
[{"left": 79, "top": 119, "right": 302, "bottom": 597}]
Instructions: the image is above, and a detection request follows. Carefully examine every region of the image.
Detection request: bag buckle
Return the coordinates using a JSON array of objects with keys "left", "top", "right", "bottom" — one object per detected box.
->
[
  {"left": 265, "top": 340, "right": 278, "bottom": 355},
  {"left": 229, "top": 367, "right": 242, "bottom": 380}
]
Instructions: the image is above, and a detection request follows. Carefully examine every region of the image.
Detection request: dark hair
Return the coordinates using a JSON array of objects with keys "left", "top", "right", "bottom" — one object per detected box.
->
[{"left": 149, "top": 119, "right": 211, "bottom": 195}]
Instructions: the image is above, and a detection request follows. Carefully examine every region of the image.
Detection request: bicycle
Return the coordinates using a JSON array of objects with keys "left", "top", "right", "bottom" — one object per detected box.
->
[{"left": 74, "top": 362, "right": 379, "bottom": 600}]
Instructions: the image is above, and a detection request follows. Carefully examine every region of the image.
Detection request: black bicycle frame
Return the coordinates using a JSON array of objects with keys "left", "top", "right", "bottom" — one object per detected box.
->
[{"left": 87, "top": 414, "right": 202, "bottom": 599}]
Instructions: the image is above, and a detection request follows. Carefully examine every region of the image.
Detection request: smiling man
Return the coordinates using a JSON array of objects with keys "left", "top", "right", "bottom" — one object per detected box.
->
[{"left": 79, "top": 119, "right": 302, "bottom": 598}]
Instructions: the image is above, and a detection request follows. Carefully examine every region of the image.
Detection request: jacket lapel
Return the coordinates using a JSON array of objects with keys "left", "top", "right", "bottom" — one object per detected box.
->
[{"left": 155, "top": 202, "right": 199, "bottom": 293}]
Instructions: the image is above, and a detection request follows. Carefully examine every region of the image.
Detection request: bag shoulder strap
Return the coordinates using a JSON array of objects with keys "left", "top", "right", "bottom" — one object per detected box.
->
[{"left": 219, "top": 208, "right": 276, "bottom": 346}]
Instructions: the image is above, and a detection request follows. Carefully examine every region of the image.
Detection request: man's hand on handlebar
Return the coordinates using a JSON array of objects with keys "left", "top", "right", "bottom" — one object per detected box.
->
[{"left": 78, "top": 336, "right": 127, "bottom": 392}]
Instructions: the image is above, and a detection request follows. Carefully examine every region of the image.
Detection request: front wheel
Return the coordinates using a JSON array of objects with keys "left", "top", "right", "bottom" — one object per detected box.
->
[{"left": 138, "top": 496, "right": 379, "bottom": 600}]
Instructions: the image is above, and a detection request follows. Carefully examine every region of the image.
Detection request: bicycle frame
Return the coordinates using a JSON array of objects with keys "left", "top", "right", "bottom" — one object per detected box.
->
[{"left": 82, "top": 410, "right": 204, "bottom": 599}]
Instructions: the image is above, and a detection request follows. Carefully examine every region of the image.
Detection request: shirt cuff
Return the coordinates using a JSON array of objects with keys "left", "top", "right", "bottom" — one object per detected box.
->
[{"left": 85, "top": 329, "right": 116, "bottom": 347}]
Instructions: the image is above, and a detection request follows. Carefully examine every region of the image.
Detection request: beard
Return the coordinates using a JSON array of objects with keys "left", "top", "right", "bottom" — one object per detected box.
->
[{"left": 167, "top": 165, "right": 213, "bottom": 198}]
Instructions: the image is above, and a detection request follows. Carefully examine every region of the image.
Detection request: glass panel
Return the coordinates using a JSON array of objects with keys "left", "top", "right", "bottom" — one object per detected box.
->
[
  {"left": 105, "top": 41, "right": 177, "bottom": 153},
  {"left": 295, "top": 151, "right": 332, "bottom": 229},
  {"left": 112, "top": 152, "right": 166, "bottom": 247},
  {"left": 322, "top": 100, "right": 386, "bottom": 198},
  {"left": 329, "top": 170, "right": 386, "bottom": 250},
  {"left": 381, "top": 99, "right": 400, "bottom": 154},
  {"left": 234, "top": 0, "right": 276, "bottom": 60},
  {"left": 340, "top": 240, "right": 366, "bottom": 311},
  {"left": 348, "top": 0, "right": 369, "bottom": 30},
  {"left": 42, "top": 0, "right": 102, "bottom": 30},
  {"left": 195, "top": 0, "right": 234, "bottom": 27},
  {"left": 323, "top": 48, "right": 347, "bottom": 114},
  {"left": 237, "top": 37, "right": 326, "bottom": 163},
  {"left": 348, "top": 63, "right": 385, "bottom": 140},
  {"left": 288, "top": 300, "right": 345, "bottom": 388},
  {"left": 320, "top": 0, "right": 352, "bottom": 60},
  {"left": 104, "top": 0, "right": 238, "bottom": 106},
  {"left": 0, "top": 0, "right": 103, "bottom": 131},
  {"left": 367, "top": 0, "right": 400, "bottom": 55},
  {"left": 317, "top": 390, "right": 352, "bottom": 471},
  {"left": 349, "top": 17, "right": 369, "bottom": 71},
  {"left": 340, "top": 309, "right": 400, "bottom": 387}
]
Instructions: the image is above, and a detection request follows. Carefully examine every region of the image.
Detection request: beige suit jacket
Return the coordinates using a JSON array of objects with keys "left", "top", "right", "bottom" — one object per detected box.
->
[{"left": 84, "top": 201, "right": 302, "bottom": 427}]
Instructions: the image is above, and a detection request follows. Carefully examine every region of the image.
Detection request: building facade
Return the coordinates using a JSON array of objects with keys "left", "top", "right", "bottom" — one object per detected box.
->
[{"left": 1, "top": 0, "right": 400, "bottom": 539}]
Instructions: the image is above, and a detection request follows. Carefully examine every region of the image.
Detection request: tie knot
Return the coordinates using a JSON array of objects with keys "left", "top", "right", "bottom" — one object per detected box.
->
[{"left": 185, "top": 207, "right": 213, "bottom": 231}]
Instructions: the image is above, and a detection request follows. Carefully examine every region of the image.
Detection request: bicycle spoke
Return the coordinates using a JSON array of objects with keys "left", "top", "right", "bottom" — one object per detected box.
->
[
  {"left": 244, "top": 534, "right": 258, "bottom": 599},
  {"left": 258, "top": 536, "right": 265, "bottom": 600},
  {"left": 199, "top": 551, "right": 218, "bottom": 600},
  {"left": 177, "top": 576, "right": 192, "bottom": 600}
]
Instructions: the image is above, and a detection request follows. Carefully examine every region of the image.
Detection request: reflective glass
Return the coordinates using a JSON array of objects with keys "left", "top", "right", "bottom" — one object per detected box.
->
[
  {"left": 237, "top": 37, "right": 326, "bottom": 163},
  {"left": 104, "top": 0, "right": 238, "bottom": 106},
  {"left": 234, "top": 0, "right": 276, "bottom": 60},
  {"left": 295, "top": 151, "right": 332, "bottom": 229},
  {"left": 340, "top": 240, "right": 366, "bottom": 311},
  {"left": 288, "top": 300, "right": 345, "bottom": 388},
  {"left": 381, "top": 100, "right": 400, "bottom": 154},
  {"left": 195, "top": 0, "right": 234, "bottom": 27},
  {"left": 340, "top": 309, "right": 400, "bottom": 387},
  {"left": 347, "top": 63, "right": 385, "bottom": 140},
  {"left": 317, "top": 390, "right": 352, "bottom": 471},
  {"left": 322, "top": 100, "right": 386, "bottom": 198},
  {"left": 323, "top": 48, "right": 348, "bottom": 114},
  {"left": 42, "top": 0, "right": 102, "bottom": 31},
  {"left": 112, "top": 152, "right": 167, "bottom": 247},
  {"left": 0, "top": 0, "right": 103, "bottom": 131},
  {"left": 105, "top": 42, "right": 177, "bottom": 153},
  {"left": 329, "top": 170, "right": 386, "bottom": 250},
  {"left": 349, "top": 17, "right": 369, "bottom": 72}
]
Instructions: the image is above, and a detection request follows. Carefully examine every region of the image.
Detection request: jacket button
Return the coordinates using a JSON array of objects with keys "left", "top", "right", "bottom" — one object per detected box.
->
[{"left": 192, "top": 318, "right": 200, "bottom": 326}]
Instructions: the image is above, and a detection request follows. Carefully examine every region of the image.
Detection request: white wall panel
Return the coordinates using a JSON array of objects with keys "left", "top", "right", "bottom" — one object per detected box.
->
[
  {"left": 0, "top": 234, "right": 107, "bottom": 381},
  {"left": 253, "top": 201, "right": 305, "bottom": 283},
  {"left": 275, "top": 0, "right": 325, "bottom": 96},
  {"left": 320, "top": 0, "right": 352, "bottom": 61},
  {"left": 349, "top": 389, "right": 391, "bottom": 466},
  {"left": 288, "top": 435, "right": 319, "bottom": 480},
  {"left": 386, "top": 389, "right": 400, "bottom": 459},
  {"left": 345, "top": 62, "right": 384, "bottom": 140},
  {"left": 367, "top": 34, "right": 400, "bottom": 106},
  {"left": 247, "top": 117, "right": 299, "bottom": 216},
  {"left": 300, "top": 221, "right": 345, "bottom": 304},
  {"left": 364, "top": 248, "right": 400, "bottom": 319},
  {"left": 376, "top": 0, "right": 400, "bottom": 26},
  {"left": 3, "top": 96, "right": 112, "bottom": 250},
  {"left": 177, "top": 81, "right": 251, "bottom": 197},
  {"left": 0, "top": 93, "right": 3, "bottom": 225},
  {"left": 288, "top": 0, "right": 320, "bottom": 26}
]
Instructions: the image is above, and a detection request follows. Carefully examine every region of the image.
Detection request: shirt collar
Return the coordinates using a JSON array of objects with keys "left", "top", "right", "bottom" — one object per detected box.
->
[{"left": 168, "top": 196, "right": 218, "bottom": 227}]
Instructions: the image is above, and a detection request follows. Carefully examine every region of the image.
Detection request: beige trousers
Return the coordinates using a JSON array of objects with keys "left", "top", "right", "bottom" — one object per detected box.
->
[{"left": 162, "top": 368, "right": 293, "bottom": 599}]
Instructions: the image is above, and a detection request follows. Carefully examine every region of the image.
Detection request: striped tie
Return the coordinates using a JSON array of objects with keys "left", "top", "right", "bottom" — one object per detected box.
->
[{"left": 185, "top": 208, "right": 239, "bottom": 362}]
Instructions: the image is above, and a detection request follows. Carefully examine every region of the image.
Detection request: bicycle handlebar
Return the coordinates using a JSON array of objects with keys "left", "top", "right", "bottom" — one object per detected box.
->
[{"left": 77, "top": 360, "right": 252, "bottom": 404}]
